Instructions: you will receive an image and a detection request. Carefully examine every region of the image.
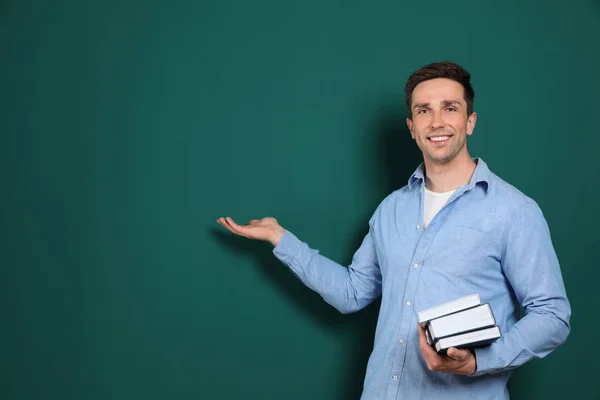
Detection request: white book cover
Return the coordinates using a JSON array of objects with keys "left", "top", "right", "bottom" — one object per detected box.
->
[
  {"left": 417, "top": 293, "right": 480, "bottom": 325},
  {"left": 428, "top": 303, "right": 495, "bottom": 342},
  {"left": 434, "top": 325, "right": 501, "bottom": 353}
]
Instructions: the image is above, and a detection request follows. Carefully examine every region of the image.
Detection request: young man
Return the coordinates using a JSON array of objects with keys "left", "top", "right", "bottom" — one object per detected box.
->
[{"left": 217, "top": 61, "right": 571, "bottom": 399}]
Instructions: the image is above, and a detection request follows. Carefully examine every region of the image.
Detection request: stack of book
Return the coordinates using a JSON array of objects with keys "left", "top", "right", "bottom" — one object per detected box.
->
[{"left": 417, "top": 293, "right": 502, "bottom": 354}]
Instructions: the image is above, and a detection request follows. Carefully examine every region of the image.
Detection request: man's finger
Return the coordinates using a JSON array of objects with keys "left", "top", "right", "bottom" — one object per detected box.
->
[
  {"left": 417, "top": 324, "right": 443, "bottom": 370},
  {"left": 225, "top": 217, "right": 251, "bottom": 237},
  {"left": 226, "top": 217, "right": 244, "bottom": 230},
  {"left": 217, "top": 217, "right": 233, "bottom": 231},
  {"left": 417, "top": 323, "right": 426, "bottom": 342},
  {"left": 417, "top": 324, "right": 433, "bottom": 351},
  {"left": 446, "top": 347, "right": 470, "bottom": 361}
]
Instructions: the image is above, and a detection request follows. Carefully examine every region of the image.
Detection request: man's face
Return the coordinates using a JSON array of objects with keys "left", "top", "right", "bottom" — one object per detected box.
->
[{"left": 406, "top": 78, "right": 476, "bottom": 165}]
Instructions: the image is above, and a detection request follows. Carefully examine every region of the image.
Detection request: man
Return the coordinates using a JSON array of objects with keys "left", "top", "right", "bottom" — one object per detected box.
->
[{"left": 217, "top": 61, "right": 571, "bottom": 399}]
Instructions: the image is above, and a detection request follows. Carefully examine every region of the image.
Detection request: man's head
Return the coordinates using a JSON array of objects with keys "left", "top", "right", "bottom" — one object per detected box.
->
[
  {"left": 404, "top": 61, "right": 477, "bottom": 165},
  {"left": 405, "top": 61, "right": 475, "bottom": 118}
]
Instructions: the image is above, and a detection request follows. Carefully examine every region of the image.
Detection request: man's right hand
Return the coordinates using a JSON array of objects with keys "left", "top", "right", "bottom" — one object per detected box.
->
[{"left": 217, "top": 216, "right": 285, "bottom": 247}]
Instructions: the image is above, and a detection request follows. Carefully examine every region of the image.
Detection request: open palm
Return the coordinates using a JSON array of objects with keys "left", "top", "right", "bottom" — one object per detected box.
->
[{"left": 217, "top": 216, "right": 285, "bottom": 246}]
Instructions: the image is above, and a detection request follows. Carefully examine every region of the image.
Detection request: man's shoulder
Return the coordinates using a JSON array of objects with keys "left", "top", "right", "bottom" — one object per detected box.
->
[
  {"left": 488, "top": 170, "right": 535, "bottom": 202},
  {"left": 379, "top": 184, "right": 415, "bottom": 206},
  {"left": 486, "top": 169, "right": 542, "bottom": 217},
  {"left": 367, "top": 185, "right": 415, "bottom": 224}
]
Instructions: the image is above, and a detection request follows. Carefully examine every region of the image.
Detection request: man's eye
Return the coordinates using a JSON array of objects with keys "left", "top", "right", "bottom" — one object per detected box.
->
[
  {"left": 446, "top": 107, "right": 457, "bottom": 112},
  {"left": 417, "top": 109, "right": 429, "bottom": 114}
]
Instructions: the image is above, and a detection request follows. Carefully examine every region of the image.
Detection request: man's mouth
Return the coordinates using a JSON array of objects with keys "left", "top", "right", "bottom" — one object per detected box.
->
[{"left": 428, "top": 135, "right": 452, "bottom": 144}]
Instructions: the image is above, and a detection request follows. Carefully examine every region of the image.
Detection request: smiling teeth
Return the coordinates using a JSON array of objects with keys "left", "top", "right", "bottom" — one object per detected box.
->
[{"left": 430, "top": 136, "right": 449, "bottom": 141}]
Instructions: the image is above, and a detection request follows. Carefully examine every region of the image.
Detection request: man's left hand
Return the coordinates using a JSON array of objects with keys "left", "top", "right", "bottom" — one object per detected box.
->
[{"left": 417, "top": 323, "right": 477, "bottom": 375}]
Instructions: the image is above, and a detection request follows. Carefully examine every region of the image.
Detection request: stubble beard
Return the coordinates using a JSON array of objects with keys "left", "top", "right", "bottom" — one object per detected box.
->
[{"left": 422, "top": 131, "right": 467, "bottom": 165}]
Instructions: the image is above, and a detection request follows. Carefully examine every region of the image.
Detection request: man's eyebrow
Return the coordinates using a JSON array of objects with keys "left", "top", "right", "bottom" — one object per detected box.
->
[
  {"left": 412, "top": 100, "right": 463, "bottom": 110},
  {"left": 412, "top": 102, "right": 430, "bottom": 110},
  {"left": 441, "top": 100, "right": 462, "bottom": 107}
]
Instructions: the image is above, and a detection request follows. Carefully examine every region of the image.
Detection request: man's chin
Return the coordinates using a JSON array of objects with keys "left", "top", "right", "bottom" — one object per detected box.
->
[
  {"left": 422, "top": 142, "right": 467, "bottom": 165},
  {"left": 424, "top": 151, "right": 458, "bottom": 165}
]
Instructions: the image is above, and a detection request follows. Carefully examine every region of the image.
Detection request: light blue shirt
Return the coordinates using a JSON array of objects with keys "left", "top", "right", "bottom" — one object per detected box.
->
[{"left": 272, "top": 158, "right": 571, "bottom": 400}]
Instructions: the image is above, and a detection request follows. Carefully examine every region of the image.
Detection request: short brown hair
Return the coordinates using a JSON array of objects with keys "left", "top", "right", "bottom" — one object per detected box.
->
[{"left": 404, "top": 61, "right": 475, "bottom": 118}]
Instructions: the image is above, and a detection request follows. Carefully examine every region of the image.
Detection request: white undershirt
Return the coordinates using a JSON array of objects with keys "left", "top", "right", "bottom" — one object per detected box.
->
[{"left": 423, "top": 187, "right": 456, "bottom": 229}]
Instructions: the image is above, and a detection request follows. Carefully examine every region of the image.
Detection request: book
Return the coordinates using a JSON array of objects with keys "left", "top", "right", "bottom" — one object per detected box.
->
[
  {"left": 417, "top": 293, "right": 480, "bottom": 326},
  {"left": 434, "top": 325, "right": 501, "bottom": 354},
  {"left": 427, "top": 303, "right": 496, "bottom": 343},
  {"left": 417, "top": 294, "right": 502, "bottom": 352},
  {"left": 426, "top": 328, "right": 433, "bottom": 346}
]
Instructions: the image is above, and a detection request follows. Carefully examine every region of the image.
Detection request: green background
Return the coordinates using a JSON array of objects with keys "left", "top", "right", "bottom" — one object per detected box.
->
[{"left": 1, "top": 0, "right": 597, "bottom": 398}]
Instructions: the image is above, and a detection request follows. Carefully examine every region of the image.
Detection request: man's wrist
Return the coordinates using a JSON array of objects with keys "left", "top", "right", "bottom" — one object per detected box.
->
[
  {"left": 468, "top": 348, "right": 477, "bottom": 374},
  {"left": 270, "top": 227, "right": 285, "bottom": 247}
]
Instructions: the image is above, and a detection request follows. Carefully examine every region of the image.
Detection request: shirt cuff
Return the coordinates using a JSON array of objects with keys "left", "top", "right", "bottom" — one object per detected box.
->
[
  {"left": 272, "top": 229, "right": 303, "bottom": 264},
  {"left": 469, "top": 343, "right": 502, "bottom": 377}
]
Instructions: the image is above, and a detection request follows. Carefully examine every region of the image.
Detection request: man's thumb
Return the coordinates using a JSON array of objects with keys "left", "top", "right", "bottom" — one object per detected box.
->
[{"left": 447, "top": 347, "right": 468, "bottom": 360}]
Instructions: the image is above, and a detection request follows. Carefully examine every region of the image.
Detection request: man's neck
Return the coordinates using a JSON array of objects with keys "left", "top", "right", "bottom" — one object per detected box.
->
[{"left": 424, "top": 154, "right": 477, "bottom": 193}]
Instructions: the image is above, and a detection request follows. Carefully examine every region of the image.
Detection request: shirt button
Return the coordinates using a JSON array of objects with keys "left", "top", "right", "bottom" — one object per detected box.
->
[
  {"left": 416, "top": 224, "right": 421, "bottom": 230},
  {"left": 393, "top": 375, "right": 398, "bottom": 380},
  {"left": 399, "top": 339, "right": 405, "bottom": 344},
  {"left": 414, "top": 263, "right": 419, "bottom": 269},
  {"left": 406, "top": 301, "right": 412, "bottom": 306}
]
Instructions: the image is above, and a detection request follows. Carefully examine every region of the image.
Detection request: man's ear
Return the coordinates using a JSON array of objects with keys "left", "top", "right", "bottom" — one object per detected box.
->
[
  {"left": 406, "top": 117, "right": 415, "bottom": 139},
  {"left": 467, "top": 112, "right": 477, "bottom": 136}
]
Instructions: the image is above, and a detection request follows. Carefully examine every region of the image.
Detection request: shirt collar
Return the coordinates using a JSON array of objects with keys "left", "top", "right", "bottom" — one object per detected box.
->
[{"left": 408, "top": 157, "right": 490, "bottom": 191}]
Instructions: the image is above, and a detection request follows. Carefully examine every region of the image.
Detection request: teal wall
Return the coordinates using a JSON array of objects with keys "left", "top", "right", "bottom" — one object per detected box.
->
[{"left": 1, "top": 1, "right": 598, "bottom": 399}]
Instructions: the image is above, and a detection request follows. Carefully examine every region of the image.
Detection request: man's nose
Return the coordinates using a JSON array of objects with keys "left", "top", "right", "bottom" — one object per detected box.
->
[{"left": 431, "top": 111, "right": 444, "bottom": 129}]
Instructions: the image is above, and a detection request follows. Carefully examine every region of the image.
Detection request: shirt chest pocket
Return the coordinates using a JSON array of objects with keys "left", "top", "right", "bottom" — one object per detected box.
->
[{"left": 425, "top": 223, "right": 503, "bottom": 277}]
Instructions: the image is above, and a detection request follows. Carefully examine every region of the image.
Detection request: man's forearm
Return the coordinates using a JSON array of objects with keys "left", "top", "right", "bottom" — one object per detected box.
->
[
  {"left": 272, "top": 229, "right": 382, "bottom": 314},
  {"left": 470, "top": 306, "right": 570, "bottom": 376}
]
